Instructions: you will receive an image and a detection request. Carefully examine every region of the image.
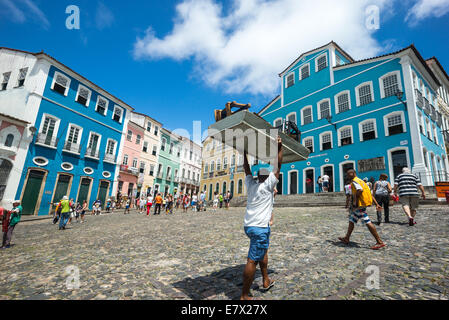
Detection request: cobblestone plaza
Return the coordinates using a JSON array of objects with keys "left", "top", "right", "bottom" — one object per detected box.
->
[{"left": 0, "top": 204, "right": 447, "bottom": 300}]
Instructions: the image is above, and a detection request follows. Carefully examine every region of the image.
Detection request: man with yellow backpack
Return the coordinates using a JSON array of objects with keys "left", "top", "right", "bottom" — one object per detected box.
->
[{"left": 338, "top": 169, "right": 386, "bottom": 250}]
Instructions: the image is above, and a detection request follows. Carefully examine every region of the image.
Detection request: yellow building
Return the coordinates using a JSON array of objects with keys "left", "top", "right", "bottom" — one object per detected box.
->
[{"left": 201, "top": 136, "right": 252, "bottom": 201}]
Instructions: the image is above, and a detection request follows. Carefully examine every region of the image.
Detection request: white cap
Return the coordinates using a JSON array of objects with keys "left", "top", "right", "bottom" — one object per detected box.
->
[{"left": 63, "top": 195, "right": 68, "bottom": 200}]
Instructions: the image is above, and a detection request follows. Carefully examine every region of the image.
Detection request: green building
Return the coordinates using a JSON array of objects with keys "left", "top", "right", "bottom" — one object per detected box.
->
[{"left": 154, "top": 128, "right": 181, "bottom": 196}]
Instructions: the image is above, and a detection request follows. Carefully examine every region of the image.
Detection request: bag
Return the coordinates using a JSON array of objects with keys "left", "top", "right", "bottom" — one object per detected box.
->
[
  {"left": 351, "top": 177, "right": 373, "bottom": 207},
  {"left": 53, "top": 215, "right": 59, "bottom": 224}
]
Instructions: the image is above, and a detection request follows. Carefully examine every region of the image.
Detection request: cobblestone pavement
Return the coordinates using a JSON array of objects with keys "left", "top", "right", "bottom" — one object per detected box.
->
[{"left": 0, "top": 204, "right": 448, "bottom": 300}]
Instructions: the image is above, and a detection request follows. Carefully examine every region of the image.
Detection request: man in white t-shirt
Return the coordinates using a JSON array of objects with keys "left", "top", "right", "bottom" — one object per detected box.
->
[
  {"left": 322, "top": 174, "right": 330, "bottom": 192},
  {"left": 240, "top": 136, "right": 283, "bottom": 300}
]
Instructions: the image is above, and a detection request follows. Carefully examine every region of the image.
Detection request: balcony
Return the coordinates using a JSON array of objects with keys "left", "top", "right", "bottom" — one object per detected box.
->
[
  {"left": 104, "top": 153, "right": 116, "bottom": 164},
  {"left": 209, "top": 172, "right": 214, "bottom": 178},
  {"left": 203, "top": 173, "right": 208, "bottom": 180},
  {"left": 62, "top": 141, "right": 81, "bottom": 155},
  {"left": 129, "top": 167, "right": 139, "bottom": 176},
  {"left": 85, "top": 148, "right": 100, "bottom": 160},
  {"left": 415, "top": 89, "right": 423, "bottom": 109},
  {"left": 156, "top": 171, "right": 163, "bottom": 179},
  {"left": 236, "top": 165, "right": 244, "bottom": 173},
  {"left": 174, "top": 176, "right": 179, "bottom": 183},
  {"left": 35, "top": 133, "right": 58, "bottom": 149},
  {"left": 436, "top": 112, "right": 443, "bottom": 127},
  {"left": 430, "top": 105, "right": 437, "bottom": 121},
  {"left": 423, "top": 98, "right": 431, "bottom": 116}
]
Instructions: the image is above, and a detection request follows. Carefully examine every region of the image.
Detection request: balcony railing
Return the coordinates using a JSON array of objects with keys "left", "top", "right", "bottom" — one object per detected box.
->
[
  {"left": 430, "top": 105, "right": 437, "bottom": 121},
  {"left": 174, "top": 176, "right": 179, "bottom": 183},
  {"left": 129, "top": 167, "right": 139, "bottom": 176},
  {"left": 415, "top": 89, "right": 423, "bottom": 109},
  {"left": 436, "top": 112, "right": 443, "bottom": 127},
  {"left": 416, "top": 170, "right": 449, "bottom": 184},
  {"left": 423, "top": 98, "right": 431, "bottom": 115},
  {"left": 63, "top": 141, "right": 81, "bottom": 154},
  {"left": 104, "top": 153, "right": 116, "bottom": 163},
  {"left": 236, "top": 165, "right": 244, "bottom": 172},
  {"left": 36, "top": 133, "right": 58, "bottom": 148},
  {"left": 166, "top": 174, "right": 172, "bottom": 181},
  {"left": 85, "top": 148, "right": 100, "bottom": 159},
  {"left": 156, "top": 171, "right": 163, "bottom": 179},
  {"left": 209, "top": 172, "right": 214, "bottom": 178}
]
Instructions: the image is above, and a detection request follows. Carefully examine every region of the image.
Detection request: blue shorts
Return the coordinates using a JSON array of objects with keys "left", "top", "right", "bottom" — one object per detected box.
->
[
  {"left": 349, "top": 208, "right": 371, "bottom": 225},
  {"left": 244, "top": 226, "right": 271, "bottom": 262}
]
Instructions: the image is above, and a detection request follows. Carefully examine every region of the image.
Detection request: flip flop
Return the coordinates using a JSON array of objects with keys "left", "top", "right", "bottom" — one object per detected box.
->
[
  {"left": 371, "top": 243, "right": 386, "bottom": 250},
  {"left": 261, "top": 279, "right": 275, "bottom": 291},
  {"left": 338, "top": 237, "right": 349, "bottom": 245}
]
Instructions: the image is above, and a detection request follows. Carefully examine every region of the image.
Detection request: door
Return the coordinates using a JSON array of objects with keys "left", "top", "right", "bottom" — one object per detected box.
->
[
  {"left": 128, "top": 183, "right": 134, "bottom": 197},
  {"left": 289, "top": 171, "right": 298, "bottom": 194},
  {"left": 21, "top": 170, "right": 45, "bottom": 215},
  {"left": 51, "top": 174, "right": 72, "bottom": 213},
  {"left": 209, "top": 184, "right": 213, "bottom": 200},
  {"left": 0, "top": 159, "right": 13, "bottom": 201},
  {"left": 323, "top": 166, "right": 334, "bottom": 192},
  {"left": 391, "top": 150, "right": 407, "bottom": 180},
  {"left": 77, "top": 178, "right": 92, "bottom": 205},
  {"left": 305, "top": 169, "right": 314, "bottom": 193},
  {"left": 230, "top": 180, "right": 234, "bottom": 197},
  {"left": 97, "top": 181, "right": 109, "bottom": 209},
  {"left": 342, "top": 163, "right": 354, "bottom": 185},
  {"left": 277, "top": 173, "right": 283, "bottom": 195}
]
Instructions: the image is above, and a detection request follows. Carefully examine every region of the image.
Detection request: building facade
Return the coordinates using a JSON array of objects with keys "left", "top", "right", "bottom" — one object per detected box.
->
[
  {"left": 154, "top": 128, "right": 181, "bottom": 196},
  {"left": 0, "top": 47, "right": 132, "bottom": 215},
  {"left": 200, "top": 136, "right": 248, "bottom": 201},
  {"left": 129, "top": 112, "right": 162, "bottom": 197},
  {"left": 256, "top": 42, "right": 448, "bottom": 194},
  {"left": 178, "top": 136, "right": 202, "bottom": 196}
]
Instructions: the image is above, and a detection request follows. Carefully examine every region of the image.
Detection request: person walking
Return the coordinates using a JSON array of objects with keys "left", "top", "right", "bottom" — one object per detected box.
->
[
  {"left": 317, "top": 176, "right": 323, "bottom": 193},
  {"left": 191, "top": 193, "right": 198, "bottom": 212},
  {"left": 373, "top": 174, "right": 392, "bottom": 225},
  {"left": 75, "top": 202, "right": 81, "bottom": 223},
  {"left": 124, "top": 198, "right": 131, "bottom": 214},
  {"left": 338, "top": 169, "right": 386, "bottom": 250},
  {"left": 240, "top": 136, "right": 282, "bottom": 300},
  {"left": 68, "top": 198, "right": 75, "bottom": 225},
  {"left": 106, "top": 199, "right": 111, "bottom": 213},
  {"left": 394, "top": 167, "right": 426, "bottom": 226},
  {"left": 213, "top": 192, "right": 219, "bottom": 212},
  {"left": 81, "top": 200, "right": 88, "bottom": 223},
  {"left": 225, "top": 191, "right": 232, "bottom": 209},
  {"left": 139, "top": 196, "right": 146, "bottom": 214},
  {"left": 1, "top": 200, "right": 22, "bottom": 249},
  {"left": 111, "top": 199, "right": 116, "bottom": 213},
  {"left": 146, "top": 194, "right": 153, "bottom": 216},
  {"left": 219, "top": 193, "right": 224, "bottom": 209},
  {"left": 1, "top": 206, "right": 11, "bottom": 248},
  {"left": 154, "top": 193, "right": 163, "bottom": 215},
  {"left": 59, "top": 196, "right": 71, "bottom": 230},
  {"left": 322, "top": 174, "right": 330, "bottom": 192}
]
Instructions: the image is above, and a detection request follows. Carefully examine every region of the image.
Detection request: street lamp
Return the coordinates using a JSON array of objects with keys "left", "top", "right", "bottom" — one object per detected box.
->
[
  {"left": 395, "top": 91, "right": 407, "bottom": 110},
  {"left": 326, "top": 115, "right": 337, "bottom": 131}
]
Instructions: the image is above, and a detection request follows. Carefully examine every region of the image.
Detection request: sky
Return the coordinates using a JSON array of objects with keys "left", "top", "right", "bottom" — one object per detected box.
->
[{"left": 1, "top": 0, "right": 449, "bottom": 141}]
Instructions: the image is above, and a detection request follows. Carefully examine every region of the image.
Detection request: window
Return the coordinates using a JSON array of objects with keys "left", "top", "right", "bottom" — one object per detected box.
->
[
  {"left": 335, "top": 55, "right": 342, "bottom": 66},
  {"left": 360, "top": 120, "right": 376, "bottom": 141},
  {"left": 217, "top": 159, "right": 221, "bottom": 171},
  {"left": 132, "top": 158, "right": 138, "bottom": 168},
  {"left": 380, "top": 71, "right": 401, "bottom": 99},
  {"left": 339, "top": 127, "right": 352, "bottom": 146},
  {"left": 320, "top": 132, "right": 332, "bottom": 150},
  {"left": 52, "top": 72, "right": 70, "bottom": 96},
  {"left": 336, "top": 91, "right": 350, "bottom": 113},
  {"left": 113, "top": 106, "right": 123, "bottom": 123},
  {"left": 426, "top": 118, "right": 432, "bottom": 140},
  {"left": 231, "top": 154, "right": 236, "bottom": 167},
  {"left": 356, "top": 82, "right": 374, "bottom": 106},
  {"left": 318, "top": 99, "right": 331, "bottom": 120},
  {"left": 143, "top": 141, "right": 148, "bottom": 152},
  {"left": 190, "top": 151, "right": 193, "bottom": 160},
  {"left": 273, "top": 118, "right": 283, "bottom": 128},
  {"left": 149, "top": 164, "right": 155, "bottom": 176},
  {"left": 136, "top": 134, "right": 141, "bottom": 145},
  {"left": 1, "top": 72, "right": 11, "bottom": 91},
  {"left": 433, "top": 125, "right": 438, "bottom": 145},
  {"left": 418, "top": 113, "right": 424, "bottom": 134},
  {"left": 316, "top": 54, "right": 327, "bottom": 72},
  {"left": 87, "top": 132, "right": 101, "bottom": 157},
  {"left": 127, "top": 130, "right": 132, "bottom": 141},
  {"left": 65, "top": 124, "right": 82, "bottom": 152},
  {"left": 95, "top": 96, "right": 108, "bottom": 115},
  {"left": 106, "top": 139, "right": 116, "bottom": 155},
  {"left": 286, "top": 73, "right": 295, "bottom": 88},
  {"left": 287, "top": 112, "right": 297, "bottom": 125},
  {"left": 303, "top": 137, "right": 313, "bottom": 153},
  {"left": 300, "top": 64, "right": 310, "bottom": 80},
  {"left": 76, "top": 85, "right": 91, "bottom": 106},
  {"left": 4, "top": 134, "right": 14, "bottom": 147},
  {"left": 147, "top": 122, "right": 152, "bottom": 132},
  {"left": 302, "top": 107, "right": 312, "bottom": 125},
  {"left": 152, "top": 145, "right": 157, "bottom": 156},
  {"left": 123, "top": 154, "right": 128, "bottom": 165},
  {"left": 386, "top": 114, "right": 404, "bottom": 136},
  {"left": 166, "top": 167, "right": 172, "bottom": 179},
  {"left": 204, "top": 163, "right": 208, "bottom": 173},
  {"left": 139, "top": 161, "right": 145, "bottom": 173},
  {"left": 223, "top": 157, "right": 228, "bottom": 169},
  {"left": 169, "top": 142, "right": 174, "bottom": 154},
  {"left": 161, "top": 138, "right": 166, "bottom": 151},
  {"left": 238, "top": 179, "right": 243, "bottom": 194},
  {"left": 17, "top": 68, "right": 28, "bottom": 87},
  {"left": 154, "top": 125, "right": 159, "bottom": 136}
]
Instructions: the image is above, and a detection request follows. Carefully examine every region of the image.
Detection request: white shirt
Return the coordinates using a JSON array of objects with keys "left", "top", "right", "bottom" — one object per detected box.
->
[
  {"left": 192, "top": 195, "right": 198, "bottom": 202},
  {"left": 244, "top": 172, "right": 278, "bottom": 227},
  {"left": 322, "top": 175, "right": 329, "bottom": 182},
  {"left": 147, "top": 196, "right": 153, "bottom": 203}
]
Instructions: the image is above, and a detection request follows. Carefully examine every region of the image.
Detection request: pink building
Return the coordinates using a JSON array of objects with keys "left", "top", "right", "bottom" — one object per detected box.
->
[{"left": 117, "top": 121, "right": 145, "bottom": 201}]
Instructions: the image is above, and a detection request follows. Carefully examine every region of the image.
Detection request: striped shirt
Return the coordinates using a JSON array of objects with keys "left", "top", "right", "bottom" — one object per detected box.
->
[{"left": 395, "top": 173, "right": 422, "bottom": 197}]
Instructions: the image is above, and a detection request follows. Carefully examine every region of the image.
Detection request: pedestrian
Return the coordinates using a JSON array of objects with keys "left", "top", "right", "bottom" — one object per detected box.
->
[
  {"left": 146, "top": 194, "right": 153, "bottom": 216},
  {"left": 200, "top": 191, "right": 206, "bottom": 211},
  {"left": 81, "top": 200, "right": 88, "bottom": 223},
  {"left": 1, "top": 206, "right": 11, "bottom": 248},
  {"left": 53, "top": 201, "right": 62, "bottom": 224},
  {"left": 93, "top": 199, "right": 102, "bottom": 215},
  {"left": 75, "top": 202, "right": 82, "bottom": 223},
  {"left": 68, "top": 198, "right": 75, "bottom": 224},
  {"left": 219, "top": 193, "right": 224, "bottom": 209},
  {"left": 1, "top": 200, "right": 22, "bottom": 249},
  {"left": 106, "top": 199, "right": 111, "bottom": 213},
  {"left": 124, "top": 198, "right": 130, "bottom": 214},
  {"left": 344, "top": 180, "right": 352, "bottom": 209},
  {"left": 338, "top": 169, "right": 386, "bottom": 250},
  {"left": 373, "top": 174, "right": 392, "bottom": 225},
  {"left": 317, "top": 176, "right": 323, "bottom": 193},
  {"left": 191, "top": 193, "right": 198, "bottom": 212},
  {"left": 322, "top": 174, "right": 330, "bottom": 192},
  {"left": 363, "top": 177, "right": 373, "bottom": 191},
  {"left": 224, "top": 191, "right": 229, "bottom": 209},
  {"left": 139, "top": 196, "right": 146, "bottom": 214},
  {"left": 213, "top": 192, "right": 219, "bottom": 212},
  {"left": 394, "top": 167, "right": 426, "bottom": 226},
  {"left": 168, "top": 194, "right": 174, "bottom": 214},
  {"left": 154, "top": 193, "right": 163, "bottom": 215},
  {"left": 111, "top": 199, "right": 116, "bottom": 213},
  {"left": 240, "top": 136, "right": 282, "bottom": 300},
  {"left": 59, "top": 196, "right": 71, "bottom": 230}
]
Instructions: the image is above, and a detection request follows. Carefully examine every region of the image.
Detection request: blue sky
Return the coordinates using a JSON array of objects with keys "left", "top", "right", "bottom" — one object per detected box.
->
[{"left": 1, "top": 0, "right": 448, "bottom": 138}]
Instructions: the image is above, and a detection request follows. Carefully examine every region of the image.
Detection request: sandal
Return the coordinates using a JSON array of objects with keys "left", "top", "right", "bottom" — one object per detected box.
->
[
  {"left": 338, "top": 237, "right": 349, "bottom": 245},
  {"left": 261, "top": 279, "right": 275, "bottom": 291},
  {"left": 371, "top": 243, "right": 386, "bottom": 250}
]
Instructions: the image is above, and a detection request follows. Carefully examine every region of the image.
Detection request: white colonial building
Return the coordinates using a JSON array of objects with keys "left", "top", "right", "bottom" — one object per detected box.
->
[{"left": 179, "top": 136, "right": 202, "bottom": 196}]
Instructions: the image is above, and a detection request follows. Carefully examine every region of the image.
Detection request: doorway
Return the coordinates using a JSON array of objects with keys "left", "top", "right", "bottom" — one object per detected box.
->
[
  {"left": 230, "top": 180, "right": 234, "bottom": 197},
  {"left": 0, "top": 159, "right": 13, "bottom": 201},
  {"left": 97, "top": 181, "right": 110, "bottom": 209},
  {"left": 322, "top": 166, "right": 334, "bottom": 192},
  {"left": 305, "top": 169, "right": 314, "bottom": 193},
  {"left": 341, "top": 162, "right": 355, "bottom": 190},
  {"left": 21, "top": 170, "right": 46, "bottom": 215},
  {"left": 289, "top": 171, "right": 298, "bottom": 194},
  {"left": 391, "top": 150, "right": 407, "bottom": 180},
  {"left": 77, "top": 177, "right": 92, "bottom": 205},
  {"left": 50, "top": 174, "right": 72, "bottom": 214}
]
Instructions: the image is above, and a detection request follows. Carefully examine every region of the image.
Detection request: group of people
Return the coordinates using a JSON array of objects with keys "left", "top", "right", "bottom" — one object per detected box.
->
[
  {"left": 211, "top": 191, "right": 232, "bottom": 211},
  {"left": 316, "top": 174, "right": 331, "bottom": 192}
]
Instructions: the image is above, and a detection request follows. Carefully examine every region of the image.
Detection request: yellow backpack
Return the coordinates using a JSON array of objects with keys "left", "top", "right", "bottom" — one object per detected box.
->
[{"left": 351, "top": 177, "right": 373, "bottom": 207}]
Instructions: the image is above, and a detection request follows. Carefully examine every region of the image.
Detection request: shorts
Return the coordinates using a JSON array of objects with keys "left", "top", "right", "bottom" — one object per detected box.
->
[
  {"left": 323, "top": 181, "right": 329, "bottom": 188},
  {"left": 349, "top": 208, "right": 371, "bottom": 225},
  {"left": 244, "top": 226, "right": 271, "bottom": 262},
  {"left": 192, "top": 201, "right": 196, "bottom": 206},
  {"left": 399, "top": 196, "right": 419, "bottom": 210}
]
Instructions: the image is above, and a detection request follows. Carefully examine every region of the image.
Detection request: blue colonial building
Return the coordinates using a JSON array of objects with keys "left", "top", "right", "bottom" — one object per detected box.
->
[
  {"left": 256, "top": 42, "right": 449, "bottom": 194},
  {"left": 13, "top": 52, "right": 132, "bottom": 215}
]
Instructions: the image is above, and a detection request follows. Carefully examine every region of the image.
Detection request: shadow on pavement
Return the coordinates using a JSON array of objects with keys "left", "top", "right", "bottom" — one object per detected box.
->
[
  {"left": 326, "top": 239, "right": 362, "bottom": 248},
  {"left": 171, "top": 264, "right": 275, "bottom": 300}
]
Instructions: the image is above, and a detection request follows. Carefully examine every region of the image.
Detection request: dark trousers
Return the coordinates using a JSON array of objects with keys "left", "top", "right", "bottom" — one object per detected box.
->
[
  {"left": 2, "top": 224, "right": 16, "bottom": 247},
  {"left": 155, "top": 203, "right": 161, "bottom": 215},
  {"left": 375, "top": 194, "right": 390, "bottom": 222}
]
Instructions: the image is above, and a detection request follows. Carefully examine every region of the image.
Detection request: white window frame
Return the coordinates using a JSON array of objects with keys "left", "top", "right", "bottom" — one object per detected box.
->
[
  {"left": 75, "top": 84, "right": 91, "bottom": 107},
  {"left": 123, "top": 154, "right": 129, "bottom": 165},
  {"left": 112, "top": 105, "right": 124, "bottom": 123},
  {"left": 105, "top": 138, "right": 117, "bottom": 155},
  {"left": 285, "top": 72, "right": 295, "bottom": 88},
  {"left": 355, "top": 81, "right": 375, "bottom": 107},
  {"left": 273, "top": 117, "right": 283, "bottom": 127},
  {"left": 38, "top": 113, "right": 61, "bottom": 138},
  {"left": 383, "top": 111, "right": 406, "bottom": 137},
  {"left": 433, "top": 125, "right": 438, "bottom": 145},
  {"left": 300, "top": 106, "right": 313, "bottom": 126},
  {"left": 95, "top": 95, "right": 108, "bottom": 116},
  {"left": 315, "top": 53, "right": 327, "bottom": 72},
  {"left": 334, "top": 90, "right": 351, "bottom": 114},
  {"left": 337, "top": 125, "right": 353, "bottom": 147},
  {"left": 302, "top": 136, "right": 314, "bottom": 153},
  {"left": 51, "top": 71, "right": 71, "bottom": 96},
  {"left": 379, "top": 71, "right": 402, "bottom": 99},
  {"left": 287, "top": 112, "right": 297, "bottom": 125},
  {"left": 317, "top": 98, "right": 331, "bottom": 120},
  {"left": 299, "top": 63, "right": 310, "bottom": 80},
  {"left": 319, "top": 131, "right": 333, "bottom": 151},
  {"left": 87, "top": 131, "right": 102, "bottom": 154},
  {"left": 64, "top": 123, "right": 83, "bottom": 153},
  {"left": 358, "top": 118, "right": 378, "bottom": 142}
]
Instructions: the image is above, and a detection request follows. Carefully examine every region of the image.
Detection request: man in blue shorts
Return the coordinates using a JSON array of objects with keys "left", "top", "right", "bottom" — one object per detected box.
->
[{"left": 240, "top": 136, "right": 282, "bottom": 300}]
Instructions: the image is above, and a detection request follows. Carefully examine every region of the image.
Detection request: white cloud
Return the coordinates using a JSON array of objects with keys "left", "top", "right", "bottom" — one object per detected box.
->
[
  {"left": 0, "top": 0, "right": 49, "bottom": 28},
  {"left": 96, "top": 1, "right": 115, "bottom": 30},
  {"left": 405, "top": 0, "right": 449, "bottom": 24},
  {"left": 133, "top": 0, "right": 392, "bottom": 96}
]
